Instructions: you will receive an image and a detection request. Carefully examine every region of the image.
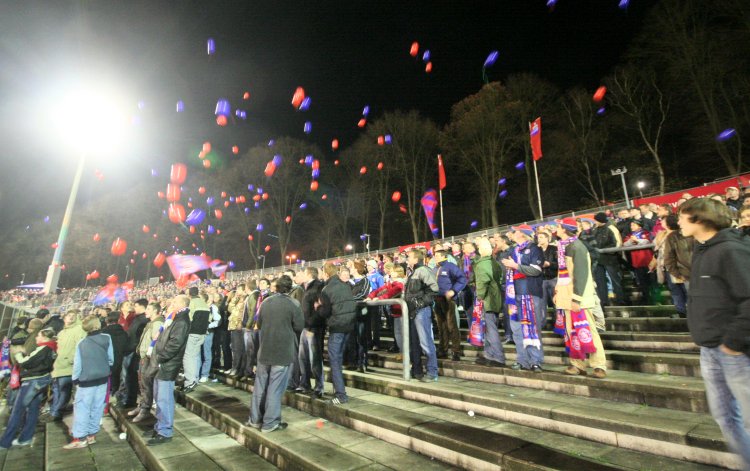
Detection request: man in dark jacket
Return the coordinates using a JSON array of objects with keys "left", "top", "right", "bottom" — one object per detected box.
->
[
  {"left": 592, "top": 213, "right": 626, "bottom": 306},
  {"left": 181, "top": 287, "right": 210, "bottom": 392},
  {"left": 537, "top": 231, "right": 559, "bottom": 309},
  {"left": 147, "top": 295, "right": 191, "bottom": 446},
  {"left": 247, "top": 275, "right": 304, "bottom": 433},
  {"left": 405, "top": 250, "right": 440, "bottom": 382},
  {"left": 678, "top": 198, "right": 750, "bottom": 469},
  {"left": 317, "top": 263, "right": 356, "bottom": 405},
  {"left": 42, "top": 310, "right": 64, "bottom": 335},
  {"left": 116, "top": 298, "right": 149, "bottom": 408},
  {"left": 432, "top": 250, "right": 467, "bottom": 361},
  {"left": 103, "top": 312, "right": 130, "bottom": 395},
  {"left": 295, "top": 268, "right": 325, "bottom": 396}
]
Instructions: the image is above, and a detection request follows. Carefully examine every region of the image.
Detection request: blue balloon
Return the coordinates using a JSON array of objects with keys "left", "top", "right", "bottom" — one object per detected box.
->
[
  {"left": 215, "top": 99, "right": 230, "bottom": 116},
  {"left": 257, "top": 187, "right": 264, "bottom": 194},
  {"left": 717, "top": 128, "right": 736, "bottom": 142},
  {"left": 254, "top": 202, "right": 260, "bottom": 208},
  {"left": 299, "top": 97, "right": 311, "bottom": 111},
  {"left": 206, "top": 197, "right": 215, "bottom": 206},
  {"left": 235, "top": 109, "right": 242, "bottom": 118},
  {"left": 618, "top": 0, "right": 629, "bottom": 9},
  {"left": 229, "top": 196, "right": 235, "bottom": 203},
  {"left": 248, "top": 184, "right": 254, "bottom": 191},
  {"left": 256, "top": 223, "right": 264, "bottom": 232},
  {"left": 422, "top": 50, "right": 431, "bottom": 62},
  {"left": 188, "top": 197, "right": 192, "bottom": 202},
  {"left": 470, "top": 220, "right": 478, "bottom": 228},
  {"left": 44, "top": 216, "right": 50, "bottom": 223},
  {"left": 312, "top": 169, "right": 320, "bottom": 179},
  {"left": 431, "top": 227, "right": 439, "bottom": 235},
  {"left": 207, "top": 38, "right": 215, "bottom": 55},
  {"left": 240, "top": 111, "right": 247, "bottom": 120},
  {"left": 304, "top": 155, "right": 314, "bottom": 166},
  {"left": 484, "top": 51, "right": 499, "bottom": 68},
  {"left": 498, "top": 178, "right": 507, "bottom": 186},
  {"left": 597, "top": 107, "right": 606, "bottom": 116},
  {"left": 244, "top": 207, "right": 250, "bottom": 213},
  {"left": 362, "top": 105, "right": 370, "bottom": 117},
  {"left": 228, "top": 261, "right": 235, "bottom": 269},
  {"left": 499, "top": 190, "right": 508, "bottom": 198},
  {"left": 547, "top": 0, "right": 557, "bottom": 6},
  {"left": 151, "top": 168, "right": 158, "bottom": 177},
  {"left": 299, "top": 203, "right": 307, "bottom": 210},
  {"left": 304, "top": 121, "right": 312, "bottom": 134},
  {"left": 186, "top": 208, "right": 206, "bottom": 226},
  {"left": 384, "top": 134, "right": 392, "bottom": 144},
  {"left": 515, "top": 161, "right": 525, "bottom": 170},
  {"left": 268, "top": 140, "right": 275, "bottom": 147},
  {"left": 207, "top": 225, "right": 215, "bottom": 234},
  {"left": 272, "top": 154, "right": 282, "bottom": 167},
  {"left": 176, "top": 100, "right": 184, "bottom": 113}
]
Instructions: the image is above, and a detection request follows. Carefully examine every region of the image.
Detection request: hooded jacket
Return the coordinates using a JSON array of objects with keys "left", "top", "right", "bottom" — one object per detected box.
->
[
  {"left": 302, "top": 279, "right": 325, "bottom": 329},
  {"left": 15, "top": 341, "right": 57, "bottom": 380},
  {"left": 52, "top": 320, "right": 86, "bottom": 378},
  {"left": 319, "top": 276, "right": 357, "bottom": 334},
  {"left": 687, "top": 229, "right": 750, "bottom": 355}
]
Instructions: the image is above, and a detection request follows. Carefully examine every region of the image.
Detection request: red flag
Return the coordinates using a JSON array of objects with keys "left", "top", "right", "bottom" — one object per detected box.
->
[
  {"left": 529, "top": 118, "right": 542, "bottom": 161},
  {"left": 437, "top": 154, "right": 447, "bottom": 190}
]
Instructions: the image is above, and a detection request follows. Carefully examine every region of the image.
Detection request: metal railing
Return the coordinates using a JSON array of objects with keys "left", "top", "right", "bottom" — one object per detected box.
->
[{"left": 361, "top": 298, "right": 410, "bottom": 381}]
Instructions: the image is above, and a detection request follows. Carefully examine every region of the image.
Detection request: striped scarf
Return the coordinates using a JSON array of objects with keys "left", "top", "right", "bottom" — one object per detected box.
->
[{"left": 505, "top": 241, "right": 541, "bottom": 349}]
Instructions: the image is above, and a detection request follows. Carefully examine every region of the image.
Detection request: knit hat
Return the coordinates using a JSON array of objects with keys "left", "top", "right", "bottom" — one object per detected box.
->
[
  {"left": 556, "top": 218, "right": 578, "bottom": 232},
  {"left": 594, "top": 212, "right": 608, "bottom": 224},
  {"left": 511, "top": 224, "right": 535, "bottom": 237}
]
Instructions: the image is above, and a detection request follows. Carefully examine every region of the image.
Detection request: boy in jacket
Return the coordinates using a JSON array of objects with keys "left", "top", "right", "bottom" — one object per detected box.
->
[{"left": 432, "top": 250, "right": 467, "bottom": 361}]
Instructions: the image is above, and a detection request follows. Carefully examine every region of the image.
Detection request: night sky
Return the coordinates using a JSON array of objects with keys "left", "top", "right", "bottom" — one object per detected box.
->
[{"left": 0, "top": 0, "right": 656, "bottom": 238}]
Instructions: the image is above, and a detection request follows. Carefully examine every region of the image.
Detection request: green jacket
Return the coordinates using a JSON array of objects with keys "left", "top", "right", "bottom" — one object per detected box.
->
[
  {"left": 472, "top": 255, "right": 504, "bottom": 313},
  {"left": 52, "top": 321, "right": 86, "bottom": 378}
]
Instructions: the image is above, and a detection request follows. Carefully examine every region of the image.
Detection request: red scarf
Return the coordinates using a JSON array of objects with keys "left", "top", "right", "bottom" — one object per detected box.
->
[{"left": 38, "top": 340, "right": 57, "bottom": 352}]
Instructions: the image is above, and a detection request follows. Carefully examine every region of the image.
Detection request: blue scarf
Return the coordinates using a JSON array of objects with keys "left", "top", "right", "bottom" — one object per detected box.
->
[{"left": 505, "top": 241, "right": 541, "bottom": 349}]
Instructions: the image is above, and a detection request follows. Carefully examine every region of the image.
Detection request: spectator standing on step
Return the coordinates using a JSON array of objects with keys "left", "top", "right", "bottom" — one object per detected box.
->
[
  {"left": 432, "top": 249, "right": 467, "bottom": 361},
  {"left": 247, "top": 275, "right": 304, "bottom": 433},
  {"left": 366, "top": 260, "right": 385, "bottom": 352},
  {"left": 296, "top": 268, "right": 325, "bottom": 396},
  {"left": 624, "top": 220, "right": 654, "bottom": 304},
  {"left": 129, "top": 302, "right": 163, "bottom": 423},
  {"left": 47, "top": 309, "right": 85, "bottom": 422},
  {"left": 62, "top": 315, "right": 114, "bottom": 449},
  {"left": 180, "top": 287, "right": 210, "bottom": 393},
  {"left": 368, "top": 266, "right": 406, "bottom": 356},
  {"left": 473, "top": 238, "right": 507, "bottom": 368},
  {"left": 678, "top": 198, "right": 750, "bottom": 469},
  {"left": 199, "top": 293, "right": 221, "bottom": 383},
  {"left": 537, "top": 231, "right": 559, "bottom": 310},
  {"left": 103, "top": 312, "right": 129, "bottom": 396},
  {"left": 553, "top": 218, "right": 607, "bottom": 379},
  {"left": 318, "top": 262, "right": 357, "bottom": 405},
  {"left": 226, "top": 288, "right": 246, "bottom": 377},
  {"left": 592, "top": 212, "right": 626, "bottom": 307},
  {"left": 502, "top": 226, "right": 545, "bottom": 372},
  {"left": 404, "top": 249, "right": 440, "bottom": 382},
  {"left": 147, "top": 295, "right": 191, "bottom": 446},
  {"left": 116, "top": 299, "right": 148, "bottom": 409}
]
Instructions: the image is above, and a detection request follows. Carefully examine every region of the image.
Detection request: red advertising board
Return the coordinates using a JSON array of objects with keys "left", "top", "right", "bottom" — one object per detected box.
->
[{"left": 633, "top": 173, "right": 750, "bottom": 209}]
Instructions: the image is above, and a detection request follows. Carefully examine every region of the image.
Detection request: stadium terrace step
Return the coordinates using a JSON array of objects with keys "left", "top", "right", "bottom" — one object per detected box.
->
[
  {"left": 175, "top": 383, "right": 457, "bottom": 471},
  {"left": 0, "top": 419, "right": 45, "bottom": 471},
  {"left": 212, "top": 373, "right": 730, "bottom": 471},
  {"left": 365, "top": 351, "right": 708, "bottom": 413},
  {"left": 109, "top": 403, "right": 276, "bottom": 471},
  {"left": 461, "top": 316, "right": 688, "bottom": 333},
  {"left": 373, "top": 338, "right": 701, "bottom": 377}
]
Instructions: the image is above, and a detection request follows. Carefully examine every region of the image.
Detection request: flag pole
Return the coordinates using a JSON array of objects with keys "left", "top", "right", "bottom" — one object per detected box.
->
[
  {"left": 439, "top": 187, "right": 445, "bottom": 239},
  {"left": 532, "top": 157, "right": 543, "bottom": 219}
]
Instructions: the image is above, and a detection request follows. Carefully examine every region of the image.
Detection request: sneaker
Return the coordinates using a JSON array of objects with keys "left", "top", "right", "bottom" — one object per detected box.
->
[
  {"left": 261, "top": 422, "right": 288, "bottom": 433},
  {"left": 311, "top": 391, "right": 324, "bottom": 399},
  {"left": 12, "top": 438, "right": 32, "bottom": 447},
  {"left": 132, "top": 411, "right": 150, "bottom": 423},
  {"left": 511, "top": 363, "right": 529, "bottom": 371},
  {"left": 199, "top": 377, "right": 208, "bottom": 383},
  {"left": 487, "top": 359, "right": 507, "bottom": 368},
  {"left": 328, "top": 396, "right": 349, "bottom": 405},
  {"left": 86, "top": 435, "right": 96, "bottom": 445},
  {"left": 530, "top": 365, "right": 543, "bottom": 373},
  {"left": 419, "top": 374, "right": 438, "bottom": 383},
  {"left": 592, "top": 368, "right": 607, "bottom": 379},
  {"left": 357, "top": 365, "right": 368, "bottom": 373},
  {"left": 62, "top": 438, "right": 87, "bottom": 450},
  {"left": 371, "top": 346, "right": 381, "bottom": 352},
  {"left": 227, "top": 369, "right": 237, "bottom": 376},
  {"left": 564, "top": 365, "right": 587, "bottom": 376},
  {"left": 503, "top": 338, "right": 514, "bottom": 345},
  {"left": 127, "top": 408, "right": 140, "bottom": 417},
  {"left": 182, "top": 382, "right": 197, "bottom": 393},
  {"left": 142, "top": 429, "right": 157, "bottom": 438},
  {"left": 147, "top": 434, "right": 172, "bottom": 446},
  {"left": 244, "top": 421, "right": 262, "bottom": 429}
]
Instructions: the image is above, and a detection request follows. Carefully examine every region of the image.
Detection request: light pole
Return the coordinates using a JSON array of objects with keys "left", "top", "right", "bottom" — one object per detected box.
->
[
  {"left": 636, "top": 181, "right": 645, "bottom": 199},
  {"left": 258, "top": 255, "right": 266, "bottom": 276},
  {"left": 611, "top": 167, "right": 631, "bottom": 209},
  {"left": 360, "top": 234, "right": 370, "bottom": 253}
]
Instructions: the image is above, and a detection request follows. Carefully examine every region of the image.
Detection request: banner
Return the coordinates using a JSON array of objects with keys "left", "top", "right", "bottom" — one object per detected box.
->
[
  {"left": 633, "top": 173, "right": 750, "bottom": 208},
  {"left": 438, "top": 154, "right": 447, "bottom": 190},
  {"left": 398, "top": 241, "right": 431, "bottom": 253},
  {"left": 529, "top": 117, "right": 542, "bottom": 161},
  {"left": 420, "top": 189, "right": 439, "bottom": 235}
]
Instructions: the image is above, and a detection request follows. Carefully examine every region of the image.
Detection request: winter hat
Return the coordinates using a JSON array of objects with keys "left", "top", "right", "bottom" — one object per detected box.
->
[
  {"left": 594, "top": 212, "right": 608, "bottom": 224},
  {"left": 511, "top": 224, "right": 535, "bottom": 237},
  {"left": 556, "top": 218, "right": 578, "bottom": 232}
]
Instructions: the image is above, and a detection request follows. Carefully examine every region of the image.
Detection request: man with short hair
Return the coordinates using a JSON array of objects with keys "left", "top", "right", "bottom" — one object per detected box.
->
[
  {"left": 473, "top": 238, "right": 506, "bottom": 368},
  {"left": 366, "top": 259, "right": 385, "bottom": 351},
  {"left": 147, "top": 295, "right": 191, "bottom": 445},
  {"left": 678, "top": 198, "right": 750, "bottom": 469},
  {"left": 116, "top": 298, "right": 149, "bottom": 408},
  {"left": 181, "top": 288, "right": 210, "bottom": 392},
  {"left": 296, "top": 268, "right": 325, "bottom": 396},
  {"left": 130, "top": 302, "right": 163, "bottom": 423},
  {"left": 725, "top": 186, "right": 742, "bottom": 210},
  {"left": 247, "top": 275, "right": 304, "bottom": 433},
  {"left": 48, "top": 310, "right": 85, "bottom": 421},
  {"left": 432, "top": 250, "right": 466, "bottom": 361},
  {"left": 592, "top": 212, "right": 625, "bottom": 307},
  {"left": 404, "top": 249, "right": 440, "bottom": 382}
]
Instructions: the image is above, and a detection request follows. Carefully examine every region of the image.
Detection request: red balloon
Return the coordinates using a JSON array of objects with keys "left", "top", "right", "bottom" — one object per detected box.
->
[
  {"left": 202, "top": 142, "right": 212, "bottom": 153},
  {"left": 170, "top": 163, "right": 187, "bottom": 184},
  {"left": 392, "top": 191, "right": 402, "bottom": 202},
  {"left": 51, "top": 242, "right": 59, "bottom": 249},
  {"left": 285, "top": 216, "right": 292, "bottom": 223},
  {"left": 357, "top": 118, "right": 366, "bottom": 128},
  {"left": 291, "top": 87, "right": 305, "bottom": 108},
  {"left": 166, "top": 183, "right": 181, "bottom": 202},
  {"left": 157, "top": 191, "right": 165, "bottom": 199},
  {"left": 168, "top": 203, "right": 186, "bottom": 224},
  {"left": 322, "top": 194, "right": 327, "bottom": 200},
  {"left": 216, "top": 115, "right": 227, "bottom": 126},
  {"left": 198, "top": 186, "right": 206, "bottom": 195},
  {"left": 593, "top": 86, "right": 607, "bottom": 102},
  {"left": 93, "top": 233, "right": 101, "bottom": 242},
  {"left": 334, "top": 160, "right": 340, "bottom": 166},
  {"left": 425, "top": 62, "right": 433, "bottom": 73},
  {"left": 377, "top": 162, "right": 384, "bottom": 170},
  {"left": 262, "top": 193, "right": 269, "bottom": 200},
  {"left": 142, "top": 253, "right": 147, "bottom": 259},
  {"left": 247, "top": 234, "right": 254, "bottom": 241},
  {"left": 243, "top": 91, "right": 250, "bottom": 100},
  {"left": 132, "top": 250, "right": 138, "bottom": 256},
  {"left": 253, "top": 194, "right": 261, "bottom": 202},
  {"left": 187, "top": 201, "right": 193, "bottom": 208},
  {"left": 223, "top": 201, "right": 230, "bottom": 208},
  {"left": 359, "top": 166, "right": 367, "bottom": 175},
  {"left": 312, "top": 159, "right": 320, "bottom": 170},
  {"left": 86, "top": 274, "right": 91, "bottom": 281},
  {"left": 264, "top": 245, "right": 271, "bottom": 252},
  {"left": 310, "top": 181, "right": 319, "bottom": 191},
  {"left": 264, "top": 161, "right": 277, "bottom": 177},
  {"left": 399, "top": 204, "right": 407, "bottom": 214},
  {"left": 377, "top": 136, "right": 384, "bottom": 146},
  {"left": 111, "top": 238, "right": 127, "bottom": 257},
  {"left": 130, "top": 259, "right": 135, "bottom": 264},
  {"left": 232, "top": 145, "right": 239, "bottom": 155},
  {"left": 153, "top": 252, "right": 166, "bottom": 268},
  {"left": 331, "top": 139, "right": 339, "bottom": 150},
  {"left": 189, "top": 225, "right": 196, "bottom": 234},
  {"left": 214, "top": 209, "right": 223, "bottom": 219},
  {"left": 410, "top": 41, "right": 419, "bottom": 57},
  {"left": 91, "top": 270, "right": 100, "bottom": 279},
  {"left": 221, "top": 191, "right": 227, "bottom": 198},
  {"left": 203, "top": 159, "right": 211, "bottom": 169},
  {"left": 142, "top": 225, "right": 150, "bottom": 233},
  {"left": 198, "top": 150, "right": 206, "bottom": 159}
]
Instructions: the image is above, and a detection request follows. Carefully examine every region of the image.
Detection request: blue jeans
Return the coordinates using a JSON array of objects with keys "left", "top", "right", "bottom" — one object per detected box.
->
[
  {"left": 482, "top": 311, "right": 506, "bottom": 364},
  {"left": 153, "top": 379, "right": 175, "bottom": 438},
  {"left": 700, "top": 347, "right": 750, "bottom": 468},
  {"left": 393, "top": 317, "right": 403, "bottom": 352},
  {"left": 71, "top": 383, "right": 107, "bottom": 439},
  {"left": 510, "top": 295, "right": 545, "bottom": 368},
  {"left": 244, "top": 329, "right": 259, "bottom": 376},
  {"left": 665, "top": 274, "right": 688, "bottom": 315},
  {"left": 413, "top": 307, "right": 438, "bottom": 378},
  {"left": 249, "top": 363, "right": 291, "bottom": 430},
  {"left": 299, "top": 329, "right": 324, "bottom": 394},
  {"left": 199, "top": 331, "right": 214, "bottom": 378},
  {"left": 0, "top": 375, "right": 51, "bottom": 447},
  {"left": 327, "top": 332, "right": 349, "bottom": 400},
  {"left": 50, "top": 375, "right": 73, "bottom": 418}
]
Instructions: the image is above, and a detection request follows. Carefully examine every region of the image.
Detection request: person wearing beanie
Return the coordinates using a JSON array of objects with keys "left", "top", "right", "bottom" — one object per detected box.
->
[
  {"left": 501, "top": 225, "right": 546, "bottom": 372},
  {"left": 624, "top": 219, "right": 654, "bottom": 304},
  {"left": 553, "top": 219, "right": 607, "bottom": 379},
  {"left": 592, "top": 212, "right": 626, "bottom": 307}
]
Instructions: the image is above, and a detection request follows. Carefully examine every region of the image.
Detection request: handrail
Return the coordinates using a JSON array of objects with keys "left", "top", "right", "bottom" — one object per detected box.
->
[{"left": 360, "top": 298, "right": 410, "bottom": 381}]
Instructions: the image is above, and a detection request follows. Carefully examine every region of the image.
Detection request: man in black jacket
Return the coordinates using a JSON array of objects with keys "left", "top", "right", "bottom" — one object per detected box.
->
[
  {"left": 295, "top": 268, "right": 325, "bottom": 396},
  {"left": 147, "top": 295, "right": 191, "bottom": 446},
  {"left": 679, "top": 198, "right": 750, "bottom": 469},
  {"left": 103, "top": 312, "right": 130, "bottom": 395},
  {"left": 116, "top": 298, "right": 149, "bottom": 407},
  {"left": 247, "top": 275, "right": 304, "bottom": 433},
  {"left": 316, "top": 263, "right": 356, "bottom": 405},
  {"left": 181, "top": 287, "right": 210, "bottom": 392},
  {"left": 592, "top": 213, "right": 625, "bottom": 306}
]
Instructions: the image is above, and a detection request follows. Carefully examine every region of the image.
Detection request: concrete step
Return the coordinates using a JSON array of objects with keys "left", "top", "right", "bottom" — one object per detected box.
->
[
  {"left": 175, "top": 382, "right": 459, "bottom": 470},
  {"left": 364, "top": 351, "right": 708, "bottom": 413},
  {"left": 0, "top": 416, "right": 45, "bottom": 470},
  {"left": 109, "top": 402, "right": 277, "bottom": 471},
  {"left": 212, "top": 373, "right": 729, "bottom": 471},
  {"left": 458, "top": 317, "right": 688, "bottom": 333},
  {"left": 372, "top": 337, "right": 700, "bottom": 377}
]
